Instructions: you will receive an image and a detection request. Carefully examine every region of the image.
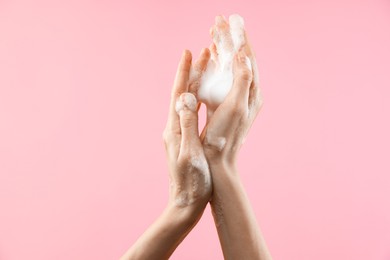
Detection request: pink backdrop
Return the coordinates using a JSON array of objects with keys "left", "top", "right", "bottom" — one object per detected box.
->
[{"left": 1, "top": 0, "right": 390, "bottom": 259}]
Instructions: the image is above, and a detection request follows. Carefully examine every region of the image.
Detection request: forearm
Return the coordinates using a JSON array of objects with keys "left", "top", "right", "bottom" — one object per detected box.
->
[
  {"left": 209, "top": 161, "right": 272, "bottom": 260},
  {"left": 120, "top": 205, "right": 203, "bottom": 260}
]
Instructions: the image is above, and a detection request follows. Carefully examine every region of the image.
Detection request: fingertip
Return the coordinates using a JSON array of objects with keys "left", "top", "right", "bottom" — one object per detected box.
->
[
  {"left": 181, "top": 49, "right": 192, "bottom": 63},
  {"left": 214, "top": 15, "right": 221, "bottom": 24},
  {"left": 215, "top": 15, "right": 227, "bottom": 25},
  {"left": 176, "top": 93, "right": 198, "bottom": 114},
  {"left": 192, "top": 48, "right": 211, "bottom": 75},
  {"left": 201, "top": 47, "right": 211, "bottom": 58},
  {"left": 209, "top": 43, "right": 218, "bottom": 60},
  {"left": 178, "top": 49, "right": 192, "bottom": 75},
  {"left": 198, "top": 47, "right": 211, "bottom": 67},
  {"left": 183, "top": 92, "right": 197, "bottom": 112}
]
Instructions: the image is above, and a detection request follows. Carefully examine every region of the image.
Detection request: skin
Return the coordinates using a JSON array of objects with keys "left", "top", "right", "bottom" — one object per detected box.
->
[{"left": 121, "top": 15, "right": 271, "bottom": 260}]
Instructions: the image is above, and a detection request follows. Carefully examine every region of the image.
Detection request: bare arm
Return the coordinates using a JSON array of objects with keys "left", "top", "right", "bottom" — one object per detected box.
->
[
  {"left": 208, "top": 162, "right": 272, "bottom": 260},
  {"left": 120, "top": 205, "right": 203, "bottom": 260}
]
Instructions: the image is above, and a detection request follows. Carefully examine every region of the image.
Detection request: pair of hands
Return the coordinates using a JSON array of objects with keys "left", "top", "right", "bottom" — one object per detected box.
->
[
  {"left": 121, "top": 16, "right": 270, "bottom": 260},
  {"left": 164, "top": 40, "right": 262, "bottom": 221}
]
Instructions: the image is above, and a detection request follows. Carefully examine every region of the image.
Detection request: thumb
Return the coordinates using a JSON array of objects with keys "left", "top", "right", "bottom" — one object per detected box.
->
[{"left": 176, "top": 93, "right": 201, "bottom": 151}]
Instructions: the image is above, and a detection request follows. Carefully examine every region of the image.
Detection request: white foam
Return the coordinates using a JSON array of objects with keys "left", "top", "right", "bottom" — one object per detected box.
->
[
  {"left": 175, "top": 191, "right": 189, "bottom": 207},
  {"left": 189, "top": 66, "right": 200, "bottom": 84},
  {"left": 172, "top": 154, "right": 211, "bottom": 207},
  {"left": 229, "top": 14, "right": 245, "bottom": 52},
  {"left": 215, "top": 137, "right": 227, "bottom": 151},
  {"left": 190, "top": 155, "right": 211, "bottom": 191},
  {"left": 183, "top": 93, "right": 197, "bottom": 111},
  {"left": 205, "top": 135, "right": 227, "bottom": 151},
  {"left": 175, "top": 93, "right": 197, "bottom": 114},
  {"left": 198, "top": 14, "right": 250, "bottom": 111}
]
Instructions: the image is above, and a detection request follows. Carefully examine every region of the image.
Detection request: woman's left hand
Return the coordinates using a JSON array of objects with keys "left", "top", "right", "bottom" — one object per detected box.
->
[{"left": 163, "top": 49, "right": 212, "bottom": 220}]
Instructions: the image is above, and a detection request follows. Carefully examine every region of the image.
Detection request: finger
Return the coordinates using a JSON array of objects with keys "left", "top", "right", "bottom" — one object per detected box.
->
[
  {"left": 248, "top": 79, "right": 263, "bottom": 120},
  {"left": 172, "top": 49, "right": 192, "bottom": 100},
  {"left": 243, "top": 30, "right": 255, "bottom": 55},
  {"left": 176, "top": 93, "right": 201, "bottom": 152},
  {"left": 167, "top": 50, "right": 192, "bottom": 134},
  {"left": 240, "top": 29, "right": 260, "bottom": 84},
  {"left": 210, "top": 25, "right": 219, "bottom": 52},
  {"left": 243, "top": 30, "right": 261, "bottom": 119},
  {"left": 228, "top": 14, "right": 246, "bottom": 52},
  {"left": 193, "top": 48, "right": 211, "bottom": 74},
  {"left": 214, "top": 15, "right": 234, "bottom": 52},
  {"left": 225, "top": 50, "right": 252, "bottom": 108},
  {"left": 209, "top": 42, "right": 218, "bottom": 62},
  {"left": 189, "top": 48, "right": 210, "bottom": 95}
]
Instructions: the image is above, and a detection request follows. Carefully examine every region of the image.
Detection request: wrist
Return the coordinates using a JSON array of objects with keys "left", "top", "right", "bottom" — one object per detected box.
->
[
  {"left": 165, "top": 200, "right": 207, "bottom": 227},
  {"left": 204, "top": 150, "right": 238, "bottom": 174},
  {"left": 203, "top": 138, "right": 239, "bottom": 166},
  {"left": 206, "top": 157, "right": 243, "bottom": 199}
]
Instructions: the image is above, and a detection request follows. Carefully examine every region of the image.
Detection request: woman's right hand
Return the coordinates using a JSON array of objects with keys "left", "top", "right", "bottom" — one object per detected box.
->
[
  {"left": 201, "top": 17, "right": 263, "bottom": 168},
  {"left": 197, "top": 15, "right": 272, "bottom": 260}
]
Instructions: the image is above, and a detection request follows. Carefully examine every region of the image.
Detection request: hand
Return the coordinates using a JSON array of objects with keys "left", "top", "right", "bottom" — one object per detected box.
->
[
  {"left": 201, "top": 17, "right": 262, "bottom": 167},
  {"left": 196, "top": 15, "right": 271, "bottom": 260},
  {"left": 163, "top": 49, "right": 212, "bottom": 219},
  {"left": 120, "top": 49, "right": 213, "bottom": 260}
]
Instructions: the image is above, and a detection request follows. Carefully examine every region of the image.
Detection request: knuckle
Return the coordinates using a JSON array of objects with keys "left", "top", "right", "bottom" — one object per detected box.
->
[{"left": 177, "top": 152, "right": 190, "bottom": 167}]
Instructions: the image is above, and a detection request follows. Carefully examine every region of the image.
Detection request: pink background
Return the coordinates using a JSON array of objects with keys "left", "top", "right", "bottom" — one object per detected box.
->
[{"left": 1, "top": 0, "right": 390, "bottom": 259}]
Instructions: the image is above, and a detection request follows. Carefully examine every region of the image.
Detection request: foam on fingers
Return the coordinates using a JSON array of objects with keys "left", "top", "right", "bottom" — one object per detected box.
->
[
  {"left": 198, "top": 14, "right": 249, "bottom": 111},
  {"left": 175, "top": 93, "right": 197, "bottom": 114},
  {"left": 229, "top": 14, "right": 245, "bottom": 52}
]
